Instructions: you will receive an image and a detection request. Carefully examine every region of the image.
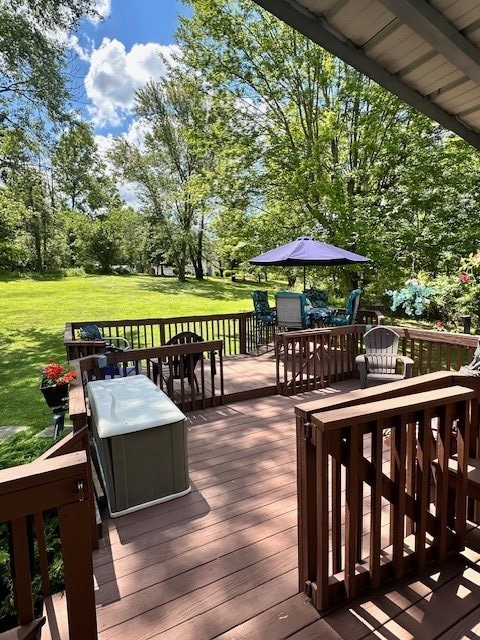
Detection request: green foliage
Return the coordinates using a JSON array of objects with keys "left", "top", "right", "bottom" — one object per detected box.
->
[
  {"left": 110, "top": 63, "right": 217, "bottom": 281},
  {"left": 0, "top": 1, "right": 99, "bottom": 134},
  {"left": 52, "top": 121, "right": 119, "bottom": 214},
  {"left": 386, "top": 278, "right": 440, "bottom": 317}
]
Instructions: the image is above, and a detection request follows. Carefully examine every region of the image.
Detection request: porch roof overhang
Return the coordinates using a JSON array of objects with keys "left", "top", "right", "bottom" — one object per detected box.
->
[{"left": 251, "top": 0, "right": 480, "bottom": 150}]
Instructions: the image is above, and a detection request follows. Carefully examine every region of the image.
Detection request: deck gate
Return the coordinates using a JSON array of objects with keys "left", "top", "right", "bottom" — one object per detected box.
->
[{"left": 296, "top": 378, "right": 475, "bottom": 610}]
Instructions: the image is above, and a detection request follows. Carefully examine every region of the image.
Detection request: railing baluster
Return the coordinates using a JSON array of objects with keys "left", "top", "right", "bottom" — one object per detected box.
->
[
  {"left": 392, "top": 413, "right": 407, "bottom": 578},
  {"left": 316, "top": 422, "right": 330, "bottom": 610},
  {"left": 370, "top": 418, "right": 383, "bottom": 588},
  {"left": 455, "top": 399, "right": 470, "bottom": 547},
  {"left": 435, "top": 404, "right": 451, "bottom": 560},
  {"left": 58, "top": 499, "right": 97, "bottom": 640},
  {"left": 11, "top": 517, "right": 34, "bottom": 625},
  {"left": 345, "top": 425, "right": 361, "bottom": 599}
]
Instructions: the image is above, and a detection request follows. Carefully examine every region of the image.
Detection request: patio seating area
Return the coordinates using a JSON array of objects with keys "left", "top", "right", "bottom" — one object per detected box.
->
[{"left": 3, "top": 313, "right": 480, "bottom": 639}]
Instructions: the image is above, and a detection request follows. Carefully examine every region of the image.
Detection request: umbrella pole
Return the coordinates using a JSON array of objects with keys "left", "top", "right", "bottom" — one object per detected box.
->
[{"left": 303, "top": 266, "right": 306, "bottom": 291}]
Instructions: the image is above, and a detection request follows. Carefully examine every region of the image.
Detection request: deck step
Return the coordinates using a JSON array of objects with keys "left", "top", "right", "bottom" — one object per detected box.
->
[
  {"left": 0, "top": 617, "right": 45, "bottom": 640},
  {"left": 41, "top": 593, "right": 68, "bottom": 640}
]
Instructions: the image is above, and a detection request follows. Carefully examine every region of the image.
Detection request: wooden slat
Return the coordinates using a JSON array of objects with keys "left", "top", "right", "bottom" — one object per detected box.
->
[
  {"left": 11, "top": 517, "right": 34, "bottom": 625},
  {"left": 392, "top": 413, "right": 407, "bottom": 578},
  {"left": 370, "top": 418, "right": 383, "bottom": 588},
  {"left": 59, "top": 500, "right": 97, "bottom": 640}
]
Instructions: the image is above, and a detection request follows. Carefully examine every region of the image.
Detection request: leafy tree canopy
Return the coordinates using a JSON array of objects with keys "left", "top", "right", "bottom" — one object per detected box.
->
[{"left": 0, "top": 0, "right": 99, "bottom": 131}]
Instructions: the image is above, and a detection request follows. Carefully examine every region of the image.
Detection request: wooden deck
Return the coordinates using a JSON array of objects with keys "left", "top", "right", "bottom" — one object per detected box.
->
[{"left": 91, "top": 367, "right": 480, "bottom": 640}]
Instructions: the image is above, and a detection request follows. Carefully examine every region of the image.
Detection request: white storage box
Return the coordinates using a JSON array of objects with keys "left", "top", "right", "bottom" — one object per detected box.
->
[{"left": 87, "top": 374, "right": 190, "bottom": 518}]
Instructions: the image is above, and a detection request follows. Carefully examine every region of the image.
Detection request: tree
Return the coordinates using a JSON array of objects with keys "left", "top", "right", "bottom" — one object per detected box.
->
[
  {"left": 110, "top": 63, "right": 218, "bottom": 281},
  {"left": 0, "top": 190, "right": 27, "bottom": 269},
  {"left": 0, "top": 0, "right": 99, "bottom": 133},
  {"left": 5, "top": 163, "right": 60, "bottom": 271},
  {"left": 178, "top": 0, "right": 480, "bottom": 294},
  {"left": 52, "top": 121, "right": 120, "bottom": 213}
]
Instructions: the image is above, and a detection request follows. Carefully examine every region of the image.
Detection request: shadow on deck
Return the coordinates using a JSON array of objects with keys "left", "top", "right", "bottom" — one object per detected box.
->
[{"left": 92, "top": 373, "right": 480, "bottom": 640}]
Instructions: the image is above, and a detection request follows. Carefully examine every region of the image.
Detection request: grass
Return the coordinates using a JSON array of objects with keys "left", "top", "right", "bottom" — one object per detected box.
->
[{"left": 0, "top": 272, "right": 284, "bottom": 465}]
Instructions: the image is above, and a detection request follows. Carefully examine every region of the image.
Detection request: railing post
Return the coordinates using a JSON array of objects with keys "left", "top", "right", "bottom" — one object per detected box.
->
[
  {"left": 58, "top": 493, "right": 97, "bottom": 639},
  {"left": 239, "top": 314, "right": 248, "bottom": 354},
  {"left": 459, "top": 315, "right": 472, "bottom": 334}
]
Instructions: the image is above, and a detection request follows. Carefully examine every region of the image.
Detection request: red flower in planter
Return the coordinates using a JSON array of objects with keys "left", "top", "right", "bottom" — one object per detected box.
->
[{"left": 41, "top": 358, "right": 76, "bottom": 388}]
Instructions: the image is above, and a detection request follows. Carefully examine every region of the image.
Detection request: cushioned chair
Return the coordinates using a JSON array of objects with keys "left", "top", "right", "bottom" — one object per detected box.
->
[
  {"left": 275, "top": 291, "right": 309, "bottom": 330},
  {"left": 304, "top": 287, "right": 331, "bottom": 326},
  {"left": 80, "top": 324, "right": 131, "bottom": 377},
  {"left": 355, "top": 326, "right": 414, "bottom": 388},
  {"left": 252, "top": 290, "right": 276, "bottom": 348},
  {"left": 304, "top": 287, "right": 329, "bottom": 309},
  {"left": 252, "top": 290, "right": 276, "bottom": 323},
  {"left": 329, "top": 289, "right": 362, "bottom": 326},
  {"left": 79, "top": 324, "right": 130, "bottom": 350}
]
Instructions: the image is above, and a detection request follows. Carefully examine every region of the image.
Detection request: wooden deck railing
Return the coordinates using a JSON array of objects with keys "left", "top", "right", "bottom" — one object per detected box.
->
[
  {"left": 277, "top": 325, "right": 479, "bottom": 395},
  {"left": 0, "top": 448, "right": 97, "bottom": 639},
  {"left": 276, "top": 325, "right": 361, "bottom": 394},
  {"left": 64, "top": 312, "right": 253, "bottom": 360},
  {"left": 295, "top": 372, "right": 480, "bottom": 610},
  {"left": 64, "top": 308, "right": 384, "bottom": 361},
  {"left": 72, "top": 340, "right": 224, "bottom": 414}
]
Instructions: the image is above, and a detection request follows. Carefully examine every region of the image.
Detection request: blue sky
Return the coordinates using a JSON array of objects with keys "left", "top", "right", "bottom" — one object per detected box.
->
[{"left": 71, "top": 0, "right": 190, "bottom": 138}]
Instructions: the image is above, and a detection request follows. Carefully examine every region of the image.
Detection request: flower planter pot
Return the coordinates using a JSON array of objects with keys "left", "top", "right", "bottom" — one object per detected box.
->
[{"left": 40, "top": 383, "right": 69, "bottom": 409}]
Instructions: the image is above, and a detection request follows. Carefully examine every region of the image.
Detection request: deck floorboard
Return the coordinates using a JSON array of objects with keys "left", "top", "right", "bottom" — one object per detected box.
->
[{"left": 94, "top": 359, "right": 480, "bottom": 640}]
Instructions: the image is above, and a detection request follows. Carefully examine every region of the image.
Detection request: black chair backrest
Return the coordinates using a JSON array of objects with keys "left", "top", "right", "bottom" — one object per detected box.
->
[{"left": 166, "top": 331, "right": 204, "bottom": 380}]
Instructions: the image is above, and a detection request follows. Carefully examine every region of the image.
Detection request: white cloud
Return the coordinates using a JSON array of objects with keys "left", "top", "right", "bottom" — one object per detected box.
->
[
  {"left": 84, "top": 38, "right": 180, "bottom": 128},
  {"left": 91, "top": 0, "right": 111, "bottom": 24}
]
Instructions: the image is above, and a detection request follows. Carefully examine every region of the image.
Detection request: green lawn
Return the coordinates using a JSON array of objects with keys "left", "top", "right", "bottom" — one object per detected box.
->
[{"left": 0, "top": 273, "right": 281, "bottom": 441}]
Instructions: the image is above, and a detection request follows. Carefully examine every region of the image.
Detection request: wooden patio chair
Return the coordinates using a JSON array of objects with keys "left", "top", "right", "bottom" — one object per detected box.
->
[{"left": 355, "top": 326, "right": 414, "bottom": 388}]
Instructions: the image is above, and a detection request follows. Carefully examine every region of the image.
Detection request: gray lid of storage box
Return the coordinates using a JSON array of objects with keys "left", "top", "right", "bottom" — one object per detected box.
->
[
  {"left": 87, "top": 375, "right": 190, "bottom": 517},
  {"left": 87, "top": 374, "right": 186, "bottom": 437}
]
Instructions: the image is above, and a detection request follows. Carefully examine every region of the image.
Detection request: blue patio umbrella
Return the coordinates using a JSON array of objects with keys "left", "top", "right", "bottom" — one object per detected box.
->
[{"left": 249, "top": 236, "right": 369, "bottom": 289}]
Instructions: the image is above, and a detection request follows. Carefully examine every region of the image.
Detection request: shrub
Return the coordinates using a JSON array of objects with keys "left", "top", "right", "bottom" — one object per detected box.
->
[{"left": 385, "top": 278, "right": 440, "bottom": 317}]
